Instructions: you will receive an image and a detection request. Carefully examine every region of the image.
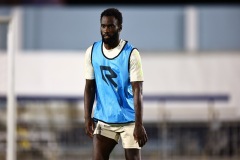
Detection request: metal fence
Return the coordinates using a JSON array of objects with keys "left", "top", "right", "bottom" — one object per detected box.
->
[{"left": 0, "top": 99, "right": 239, "bottom": 160}]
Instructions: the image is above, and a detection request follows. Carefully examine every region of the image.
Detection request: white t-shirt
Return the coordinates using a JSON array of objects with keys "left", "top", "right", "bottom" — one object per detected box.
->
[{"left": 84, "top": 39, "right": 144, "bottom": 82}]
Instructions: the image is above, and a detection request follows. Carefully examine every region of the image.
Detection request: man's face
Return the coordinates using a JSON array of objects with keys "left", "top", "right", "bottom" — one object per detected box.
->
[{"left": 100, "top": 16, "right": 121, "bottom": 45}]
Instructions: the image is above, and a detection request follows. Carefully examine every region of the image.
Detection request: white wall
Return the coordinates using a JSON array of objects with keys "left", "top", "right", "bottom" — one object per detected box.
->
[
  {"left": 1, "top": 51, "right": 240, "bottom": 121},
  {"left": 142, "top": 52, "right": 240, "bottom": 107},
  {"left": 0, "top": 51, "right": 84, "bottom": 96}
]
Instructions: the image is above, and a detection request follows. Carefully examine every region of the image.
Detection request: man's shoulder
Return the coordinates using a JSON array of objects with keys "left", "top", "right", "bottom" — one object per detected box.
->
[
  {"left": 122, "top": 40, "right": 137, "bottom": 50},
  {"left": 86, "top": 45, "right": 93, "bottom": 53},
  {"left": 124, "top": 42, "right": 139, "bottom": 54},
  {"left": 92, "top": 40, "right": 103, "bottom": 49},
  {"left": 86, "top": 40, "right": 103, "bottom": 56},
  {"left": 87, "top": 40, "right": 102, "bottom": 49}
]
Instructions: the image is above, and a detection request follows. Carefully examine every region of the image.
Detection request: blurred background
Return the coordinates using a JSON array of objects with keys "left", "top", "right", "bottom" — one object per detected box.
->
[{"left": 0, "top": 2, "right": 240, "bottom": 160}]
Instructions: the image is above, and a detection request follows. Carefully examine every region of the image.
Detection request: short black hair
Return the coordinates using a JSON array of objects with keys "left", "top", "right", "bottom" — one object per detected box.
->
[{"left": 100, "top": 8, "right": 123, "bottom": 25}]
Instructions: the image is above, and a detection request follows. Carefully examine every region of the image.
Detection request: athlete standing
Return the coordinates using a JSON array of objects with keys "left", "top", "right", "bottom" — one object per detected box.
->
[{"left": 84, "top": 8, "right": 148, "bottom": 160}]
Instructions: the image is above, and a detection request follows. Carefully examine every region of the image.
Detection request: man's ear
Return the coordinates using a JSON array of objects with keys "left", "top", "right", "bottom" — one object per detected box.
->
[{"left": 119, "top": 25, "right": 122, "bottom": 31}]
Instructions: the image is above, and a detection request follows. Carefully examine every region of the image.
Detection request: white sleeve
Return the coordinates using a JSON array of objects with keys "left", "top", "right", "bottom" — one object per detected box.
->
[
  {"left": 129, "top": 49, "right": 144, "bottom": 82},
  {"left": 84, "top": 45, "right": 95, "bottom": 79}
]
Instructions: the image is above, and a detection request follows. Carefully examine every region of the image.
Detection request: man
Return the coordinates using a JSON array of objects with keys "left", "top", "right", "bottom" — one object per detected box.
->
[{"left": 84, "top": 8, "right": 148, "bottom": 160}]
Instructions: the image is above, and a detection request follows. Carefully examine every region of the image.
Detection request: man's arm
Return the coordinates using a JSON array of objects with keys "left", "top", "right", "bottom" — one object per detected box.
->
[
  {"left": 131, "top": 81, "right": 148, "bottom": 147},
  {"left": 84, "top": 79, "right": 96, "bottom": 138}
]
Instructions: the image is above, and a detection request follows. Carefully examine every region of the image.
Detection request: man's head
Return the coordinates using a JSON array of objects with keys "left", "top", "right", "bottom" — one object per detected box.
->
[
  {"left": 100, "top": 8, "right": 122, "bottom": 47},
  {"left": 100, "top": 8, "right": 123, "bottom": 26}
]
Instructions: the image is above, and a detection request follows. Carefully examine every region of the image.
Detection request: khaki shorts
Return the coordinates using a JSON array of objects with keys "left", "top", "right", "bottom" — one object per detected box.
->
[{"left": 93, "top": 121, "right": 141, "bottom": 149}]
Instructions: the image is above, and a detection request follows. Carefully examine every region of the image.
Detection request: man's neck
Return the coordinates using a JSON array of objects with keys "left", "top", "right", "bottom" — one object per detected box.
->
[{"left": 104, "top": 39, "right": 121, "bottom": 50}]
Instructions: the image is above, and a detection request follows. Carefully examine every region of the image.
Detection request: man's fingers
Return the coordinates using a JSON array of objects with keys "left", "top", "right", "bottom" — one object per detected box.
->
[
  {"left": 85, "top": 119, "right": 95, "bottom": 138},
  {"left": 133, "top": 126, "right": 148, "bottom": 147},
  {"left": 138, "top": 138, "right": 146, "bottom": 147},
  {"left": 144, "top": 134, "right": 148, "bottom": 143},
  {"left": 88, "top": 132, "right": 93, "bottom": 138},
  {"left": 87, "top": 131, "right": 93, "bottom": 138},
  {"left": 135, "top": 136, "right": 147, "bottom": 147},
  {"left": 85, "top": 127, "right": 94, "bottom": 138}
]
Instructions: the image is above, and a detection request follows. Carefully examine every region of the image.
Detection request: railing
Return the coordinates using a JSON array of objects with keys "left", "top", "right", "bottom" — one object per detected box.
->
[{"left": 1, "top": 94, "right": 239, "bottom": 160}]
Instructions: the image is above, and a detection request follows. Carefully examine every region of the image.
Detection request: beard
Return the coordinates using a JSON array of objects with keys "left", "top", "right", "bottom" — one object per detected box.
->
[{"left": 101, "top": 31, "right": 118, "bottom": 45}]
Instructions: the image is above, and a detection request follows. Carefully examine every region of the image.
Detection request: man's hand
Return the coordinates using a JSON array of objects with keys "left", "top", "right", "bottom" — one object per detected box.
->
[
  {"left": 84, "top": 118, "right": 95, "bottom": 138},
  {"left": 133, "top": 124, "right": 148, "bottom": 147}
]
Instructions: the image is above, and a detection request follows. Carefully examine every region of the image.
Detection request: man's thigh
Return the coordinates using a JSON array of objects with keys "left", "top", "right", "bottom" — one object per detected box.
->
[
  {"left": 93, "top": 134, "right": 117, "bottom": 160},
  {"left": 124, "top": 148, "right": 141, "bottom": 160}
]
